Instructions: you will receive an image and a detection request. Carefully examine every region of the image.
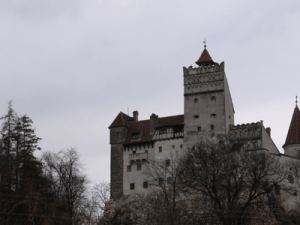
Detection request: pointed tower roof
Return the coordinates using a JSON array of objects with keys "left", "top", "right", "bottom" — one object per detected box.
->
[
  {"left": 109, "top": 112, "right": 132, "bottom": 128},
  {"left": 195, "top": 40, "right": 214, "bottom": 66},
  {"left": 284, "top": 105, "right": 300, "bottom": 146}
]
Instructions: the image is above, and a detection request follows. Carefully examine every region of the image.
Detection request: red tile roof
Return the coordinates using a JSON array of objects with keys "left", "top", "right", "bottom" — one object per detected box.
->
[
  {"left": 195, "top": 48, "right": 214, "bottom": 66},
  {"left": 284, "top": 106, "right": 300, "bottom": 146},
  {"left": 108, "top": 112, "right": 132, "bottom": 128},
  {"left": 123, "top": 114, "right": 184, "bottom": 145}
]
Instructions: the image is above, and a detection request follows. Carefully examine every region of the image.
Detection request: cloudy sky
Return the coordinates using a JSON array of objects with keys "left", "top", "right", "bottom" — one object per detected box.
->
[{"left": 1, "top": 0, "right": 300, "bottom": 185}]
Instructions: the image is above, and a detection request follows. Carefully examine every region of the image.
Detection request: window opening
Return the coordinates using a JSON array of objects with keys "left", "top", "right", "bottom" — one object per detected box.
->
[
  {"left": 167, "top": 177, "right": 172, "bottom": 184},
  {"left": 211, "top": 96, "right": 216, "bottom": 100},
  {"left": 166, "top": 159, "right": 170, "bottom": 167},
  {"left": 127, "top": 165, "right": 131, "bottom": 172},
  {"left": 143, "top": 182, "right": 148, "bottom": 189},
  {"left": 116, "top": 132, "right": 119, "bottom": 137},
  {"left": 211, "top": 114, "right": 216, "bottom": 118},
  {"left": 275, "top": 184, "right": 280, "bottom": 195},
  {"left": 130, "top": 183, "right": 135, "bottom": 190},
  {"left": 159, "top": 146, "right": 162, "bottom": 152},
  {"left": 194, "top": 115, "right": 199, "bottom": 119},
  {"left": 133, "top": 151, "right": 136, "bottom": 154},
  {"left": 132, "top": 132, "right": 140, "bottom": 140},
  {"left": 159, "top": 178, "right": 163, "bottom": 185},
  {"left": 211, "top": 125, "right": 214, "bottom": 131},
  {"left": 180, "top": 144, "right": 183, "bottom": 148},
  {"left": 145, "top": 150, "right": 148, "bottom": 153},
  {"left": 198, "top": 126, "right": 201, "bottom": 132},
  {"left": 172, "top": 145, "right": 175, "bottom": 149},
  {"left": 194, "top": 98, "right": 198, "bottom": 103},
  {"left": 137, "top": 164, "right": 142, "bottom": 171}
]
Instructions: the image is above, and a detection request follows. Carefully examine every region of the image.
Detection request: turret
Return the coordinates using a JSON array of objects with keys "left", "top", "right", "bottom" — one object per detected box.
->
[{"left": 283, "top": 97, "right": 300, "bottom": 157}]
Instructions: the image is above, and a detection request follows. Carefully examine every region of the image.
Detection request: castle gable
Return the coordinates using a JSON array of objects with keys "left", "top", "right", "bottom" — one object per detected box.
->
[{"left": 109, "top": 112, "right": 133, "bottom": 128}]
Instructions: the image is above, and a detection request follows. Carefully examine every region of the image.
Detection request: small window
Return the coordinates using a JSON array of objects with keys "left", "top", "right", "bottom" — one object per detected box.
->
[
  {"left": 194, "top": 98, "right": 198, "bottom": 103},
  {"left": 275, "top": 184, "right": 280, "bottom": 195},
  {"left": 294, "top": 192, "right": 298, "bottom": 196},
  {"left": 198, "top": 126, "right": 201, "bottom": 132},
  {"left": 288, "top": 175, "right": 294, "bottom": 184},
  {"left": 130, "top": 183, "right": 135, "bottom": 190},
  {"left": 132, "top": 132, "right": 140, "bottom": 140},
  {"left": 211, "top": 96, "right": 216, "bottom": 100},
  {"left": 298, "top": 151, "right": 300, "bottom": 157},
  {"left": 145, "top": 150, "right": 148, "bottom": 153},
  {"left": 137, "top": 164, "right": 142, "bottom": 171},
  {"left": 180, "top": 144, "right": 183, "bottom": 148},
  {"left": 116, "top": 132, "right": 119, "bottom": 137},
  {"left": 133, "top": 151, "right": 136, "bottom": 154},
  {"left": 159, "top": 146, "right": 162, "bottom": 152},
  {"left": 211, "top": 114, "right": 216, "bottom": 118},
  {"left": 127, "top": 165, "right": 131, "bottom": 172},
  {"left": 143, "top": 182, "right": 148, "bottom": 189},
  {"left": 194, "top": 115, "right": 199, "bottom": 119},
  {"left": 229, "top": 115, "right": 231, "bottom": 119},
  {"left": 159, "top": 178, "right": 163, "bottom": 185},
  {"left": 166, "top": 159, "right": 170, "bottom": 167},
  {"left": 167, "top": 177, "right": 172, "bottom": 184},
  {"left": 211, "top": 125, "right": 214, "bottom": 131},
  {"left": 172, "top": 145, "right": 175, "bottom": 149}
]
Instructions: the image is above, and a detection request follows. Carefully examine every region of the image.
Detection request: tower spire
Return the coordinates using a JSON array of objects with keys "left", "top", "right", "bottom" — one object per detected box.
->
[{"left": 195, "top": 39, "right": 214, "bottom": 66}]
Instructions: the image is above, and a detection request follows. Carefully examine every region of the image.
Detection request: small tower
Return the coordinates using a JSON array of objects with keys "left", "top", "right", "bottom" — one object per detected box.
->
[
  {"left": 283, "top": 97, "right": 300, "bottom": 157},
  {"left": 183, "top": 42, "right": 235, "bottom": 149}
]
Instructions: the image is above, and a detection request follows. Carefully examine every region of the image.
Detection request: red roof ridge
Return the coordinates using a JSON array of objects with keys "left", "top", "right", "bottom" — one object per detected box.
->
[
  {"left": 284, "top": 105, "right": 300, "bottom": 146},
  {"left": 127, "top": 114, "right": 184, "bottom": 124}
]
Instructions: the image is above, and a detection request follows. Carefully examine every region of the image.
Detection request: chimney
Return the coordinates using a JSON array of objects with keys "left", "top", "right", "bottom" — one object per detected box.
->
[
  {"left": 150, "top": 113, "right": 159, "bottom": 134},
  {"left": 266, "top": 127, "right": 271, "bottom": 137},
  {"left": 133, "top": 111, "right": 139, "bottom": 121}
]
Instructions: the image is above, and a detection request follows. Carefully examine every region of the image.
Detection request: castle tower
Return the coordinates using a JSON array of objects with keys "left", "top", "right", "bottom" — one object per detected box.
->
[
  {"left": 183, "top": 45, "right": 235, "bottom": 149},
  {"left": 108, "top": 112, "right": 131, "bottom": 199},
  {"left": 283, "top": 99, "right": 300, "bottom": 157}
]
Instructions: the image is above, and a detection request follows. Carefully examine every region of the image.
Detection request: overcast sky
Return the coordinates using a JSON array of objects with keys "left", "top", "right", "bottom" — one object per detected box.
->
[{"left": 1, "top": 0, "right": 300, "bottom": 185}]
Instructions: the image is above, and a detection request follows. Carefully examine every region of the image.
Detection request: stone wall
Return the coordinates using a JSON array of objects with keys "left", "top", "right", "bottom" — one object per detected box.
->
[{"left": 111, "top": 143, "right": 124, "bottom": 199}]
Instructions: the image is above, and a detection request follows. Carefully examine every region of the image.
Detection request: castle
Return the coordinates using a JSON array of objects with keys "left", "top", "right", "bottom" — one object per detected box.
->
[{"left": 108, "top": 44, "right": 300, "bottom": 213}]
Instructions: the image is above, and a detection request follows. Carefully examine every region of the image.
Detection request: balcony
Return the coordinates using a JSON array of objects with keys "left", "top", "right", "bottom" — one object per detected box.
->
[{"left": 129, "top": 153, "right": 148, "bottom": 163}]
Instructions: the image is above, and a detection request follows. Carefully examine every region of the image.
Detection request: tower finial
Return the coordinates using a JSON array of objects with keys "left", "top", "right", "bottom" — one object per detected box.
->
[
  {"left": 203, "top": 38, "right": 206, "bottom": 49},
  {"left": 296, "top": 94, "right": 298, "bottom": 107}
]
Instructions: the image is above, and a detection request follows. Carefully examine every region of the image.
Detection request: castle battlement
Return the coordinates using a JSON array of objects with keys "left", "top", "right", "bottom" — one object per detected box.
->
[
  {"left": 183, "top": 62, "right": 224, "bottom": 75},
  {"left": 230, "top": 122, "right": 262, "bottom": 130}
]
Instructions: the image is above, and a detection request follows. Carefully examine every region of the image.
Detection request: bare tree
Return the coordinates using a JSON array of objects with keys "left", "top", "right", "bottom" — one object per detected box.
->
[
  {"left": 182, "top": 136, "right": 289, "bottom": 225},
  {"left": 42, "top": 147, "right": 88, "bottom": 225}
]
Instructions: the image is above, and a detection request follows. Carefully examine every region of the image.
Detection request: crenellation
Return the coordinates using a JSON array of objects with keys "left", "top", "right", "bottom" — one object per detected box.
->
[{"left": 183, "top": 62, "right": 223, "bottom": 75}]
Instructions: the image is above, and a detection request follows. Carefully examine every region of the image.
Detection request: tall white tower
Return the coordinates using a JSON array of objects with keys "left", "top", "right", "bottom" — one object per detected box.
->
[{"left": 183, "top": 45, "right": 235, "bottom": 149}]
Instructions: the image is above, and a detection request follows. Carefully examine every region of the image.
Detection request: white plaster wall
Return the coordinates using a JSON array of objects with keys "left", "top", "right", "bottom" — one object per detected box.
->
[
  {"left": 261, "top": 127, "right": 280, "bottom": 154},
  {"left": 123, "top": 138, "right": 184, "bottom": 196},
  {"left": 284, "top": 144, "right": 300, "bottom": 158}
]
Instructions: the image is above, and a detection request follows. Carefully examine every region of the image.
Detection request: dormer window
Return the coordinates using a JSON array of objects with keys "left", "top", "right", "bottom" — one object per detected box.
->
[{"left": 132, "top": 132, "right": 140, "bottom": 140}]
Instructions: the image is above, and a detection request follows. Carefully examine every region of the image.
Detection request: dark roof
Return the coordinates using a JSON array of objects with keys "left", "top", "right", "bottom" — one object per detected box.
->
[
  {"left": 195, "top": 48, "right": 214, "bottom": 66},
  {"left": 123, "top": 114, "right": 184, "bottom": 145},
  {"left": 109, "top": 112, "right": 132, "bottom": 128},
  {"left": 231, "top": 142, "right": 244, "bottom": 151},
  {"left": 155, "top": 115, "right": 184, "bottom": 128},
  {"left": 284, "top": 106, "right": 300, "bottom": 146}
]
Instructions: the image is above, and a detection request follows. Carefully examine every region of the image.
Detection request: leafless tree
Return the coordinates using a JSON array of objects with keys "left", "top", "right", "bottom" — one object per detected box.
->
[
  {"left": 182, "top": 136, "right": 289, "bottom": 225},
  {"left": 42, "top": 147, "right": 88, "bottom": 225}
]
